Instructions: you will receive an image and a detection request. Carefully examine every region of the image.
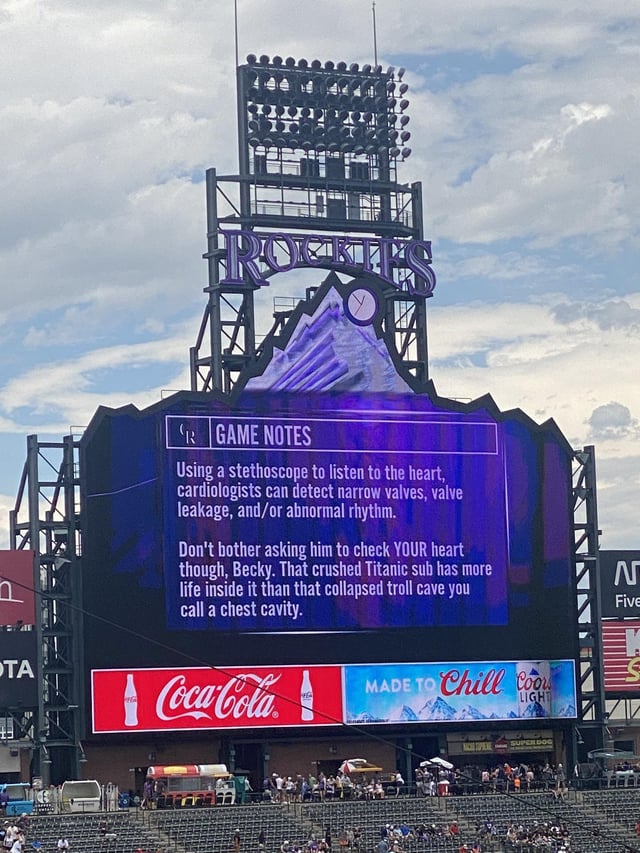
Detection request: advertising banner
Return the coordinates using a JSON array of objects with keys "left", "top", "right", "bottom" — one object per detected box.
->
[
  {"left": 599, "top": 551, "right": 640, "bottom": 618},
  {"left": 92, "top": 658, "right": 576, "bottom": 733},
  {"left": 0, "top": 631, "right": 38, "bottom": 708},
  {"left": 602, "top": 620, "right": 640, "bottom": 692},
  {"left": 91, "top": 664, "right": 343, "bottom": 733},
  {"left": 0, "top": 551, "right": 36, "bottom": 627},
  {"left": 343, "top": 660, "right": 576, "bottom": 723}
]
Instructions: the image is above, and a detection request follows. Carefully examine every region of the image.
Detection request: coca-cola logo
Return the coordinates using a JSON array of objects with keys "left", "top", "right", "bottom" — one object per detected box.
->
[
  {"left": 156, "top": 672, "right": 282, "bottom": 722},
  {"left": 439, "top": 667, "right": 505, "bottom": 696}
]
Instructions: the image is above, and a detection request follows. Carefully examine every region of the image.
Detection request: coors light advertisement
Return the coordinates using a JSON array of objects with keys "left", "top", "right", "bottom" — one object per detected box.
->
[{"left": 343, "top": 659, "right": 576, "bottom": 724}]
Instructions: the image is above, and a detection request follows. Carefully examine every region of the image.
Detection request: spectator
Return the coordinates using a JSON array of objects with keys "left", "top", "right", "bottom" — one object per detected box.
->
[{"left": 233, "top": 829, "right": 241, "bottom": 853}]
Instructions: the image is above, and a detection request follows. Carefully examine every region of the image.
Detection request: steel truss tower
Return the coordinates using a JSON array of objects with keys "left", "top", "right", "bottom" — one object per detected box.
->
[
  {"left": 191, "top": 55, "right": 432, "bottom": 395},
  {"left": 9, "top": 434, "right": 84, "bottom": 784},
  {"left": 573, "top": 445, "right": 608, "bottom": 754}
]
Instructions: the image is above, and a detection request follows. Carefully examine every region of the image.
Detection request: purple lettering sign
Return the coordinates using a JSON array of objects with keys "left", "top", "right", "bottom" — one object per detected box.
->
[{"left": 219, "top": 230, "right": 436, "bottom": 296}]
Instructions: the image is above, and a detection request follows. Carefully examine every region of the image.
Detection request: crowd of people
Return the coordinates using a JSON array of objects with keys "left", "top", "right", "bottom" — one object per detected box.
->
[
  {"left": 415, "top": 762, "right": 569, "bottom": 798},
  {"left": 0, "top": 815, "right": 73, "bottom": 853},
  {"left": 0, "top": 816, "right": 30, "bottom": 853},
  {"left": 260, "top": 771, "right": 405, "bottom": 803},
  {"left": 258, "top": 761, "right": 573, "bottom": 805},
  {"left": 242, "top": 813, "right": 577, "bottom": 853}
]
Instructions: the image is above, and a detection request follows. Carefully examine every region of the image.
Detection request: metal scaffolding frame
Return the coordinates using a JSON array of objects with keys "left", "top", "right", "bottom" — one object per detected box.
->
[
  {"left": 190, "top": 58, "right": 431, "bottom": 395},
  {"left": 572, "top": 445, "right": 610, "bottom": 753},
  {"left": 8, "top": 434, "right": 83, "bottom": 784}
]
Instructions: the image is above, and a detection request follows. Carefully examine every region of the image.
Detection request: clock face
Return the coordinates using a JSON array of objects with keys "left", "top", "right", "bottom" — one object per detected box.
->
[{"left": 344, "top": 287, "right": 379, "bottom": 326}]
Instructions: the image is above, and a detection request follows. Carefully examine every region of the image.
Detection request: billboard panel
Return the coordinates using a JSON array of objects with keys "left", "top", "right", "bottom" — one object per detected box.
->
[
  {"left": 92, "top": 665, "right": 344, "bottom": 733},
  {"left": 343, "top": 659, "right": 576, "bottom": 723},
  {"left": 81, "top": 389, "right": 576, "bottom": 678},
  {"left": 599, "top": 551, "right": 640, "bottom": 618},
  {"left": 0, "top": 631, "right": 38, "bottom": 708},
  {"left": 602, "top": 620, "right": 640, "bottom": 693},
  {"left": 0, "top": 551, "right": 36, "bottom": 627},
  {"left": 91, "top": 658, "right": 576, "bottom": 733}
]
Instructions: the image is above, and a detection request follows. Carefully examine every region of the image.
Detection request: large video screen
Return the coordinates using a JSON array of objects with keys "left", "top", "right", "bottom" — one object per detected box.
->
[{"left": 81, "top": 390, "right": 576, "bottom": 672}]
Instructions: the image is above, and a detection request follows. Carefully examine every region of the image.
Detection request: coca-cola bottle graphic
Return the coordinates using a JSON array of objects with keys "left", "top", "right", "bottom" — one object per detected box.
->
[
  {"left": 124, "top": 673, "right": 139, "bottom": 727},
  {"left": 300, "top": 669, "right": 314, "bottom": 722}
]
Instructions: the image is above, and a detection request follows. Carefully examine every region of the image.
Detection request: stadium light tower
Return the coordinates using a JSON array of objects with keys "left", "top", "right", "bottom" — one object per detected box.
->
[{"left": 191, "top": 55, "right": 430, "bottom": 394}]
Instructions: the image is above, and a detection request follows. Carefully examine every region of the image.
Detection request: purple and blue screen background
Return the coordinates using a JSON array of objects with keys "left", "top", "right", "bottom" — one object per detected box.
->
[{"left": 81, "top": 390, "right": 576, "bottom": 671}]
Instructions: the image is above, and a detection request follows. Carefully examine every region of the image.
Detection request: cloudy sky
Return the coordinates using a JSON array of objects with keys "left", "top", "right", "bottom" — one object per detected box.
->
[{"left": 1, "top": 0, "right": 638, "bottom": 549}]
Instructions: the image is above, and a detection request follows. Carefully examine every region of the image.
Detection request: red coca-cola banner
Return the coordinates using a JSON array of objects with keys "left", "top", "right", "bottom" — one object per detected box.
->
[{"left": 91, "top": 665, "right": 344, "bottom": 733}]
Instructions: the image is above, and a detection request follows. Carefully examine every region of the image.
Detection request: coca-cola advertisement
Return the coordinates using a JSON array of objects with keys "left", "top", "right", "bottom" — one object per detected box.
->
[
  {"left": 91, "top": 665, "right": 343, "bottom": 733},
  {"left": 342, "top": 659, "right": 576, "bottom": 724}
]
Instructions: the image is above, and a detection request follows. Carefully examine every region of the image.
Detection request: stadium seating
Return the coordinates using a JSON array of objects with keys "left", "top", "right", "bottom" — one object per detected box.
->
[{"left": 17, "top": 788, "right": 640, "bottom": 853}]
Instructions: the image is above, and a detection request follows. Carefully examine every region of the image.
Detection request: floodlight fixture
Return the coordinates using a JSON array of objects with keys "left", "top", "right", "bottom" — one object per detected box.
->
[
  {"left": 401, "top": 146, "right": 411, "bottom": 158},
  {"left": 397, "top": 66, "right": 406, "bottom": 79},
  {"left": 240, "top": 55, "right": 413, "bottom": 168},
  {"left": 246, "top": 53, "right": 257, "bottom": 64}
]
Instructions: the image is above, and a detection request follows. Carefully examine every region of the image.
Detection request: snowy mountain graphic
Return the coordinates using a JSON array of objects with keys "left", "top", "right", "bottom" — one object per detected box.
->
[
  {"left": 417, "top": 696, "right": 457, "bottom": 720},
  {"left": 400, "top": 705, "right": 420, "bottom": 721},
  {"left": 351, "top": 711, "right": 387, "bottom": 723},
  {"left": 453, "top": 704, "right": 488, "bottom": 721},
  {"left": 521, "top": 701, "right": 548, "bottom": 718}
]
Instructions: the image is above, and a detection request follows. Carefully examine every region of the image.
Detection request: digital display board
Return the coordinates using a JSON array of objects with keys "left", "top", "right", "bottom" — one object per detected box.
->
[
  {"left": 599, "top": 550, "right": 640, "bottom": 618},
  {"left": 0, "top": 630, "right": 38, "bottom": 708},
  {"left": 602, "top": 620, "right": 640, "bottom": 693},
  {"left": 91, "top": 657, "right": 576, "bottom": 734},
  {"left": 80, "top": 388, "right": 576, "bottom": 676},
  {"left": 0, "top": 551, "right": 36, "bottom": 627},
  {"left": 163, "top": 404, "right": 507, "bottom": 631}
]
